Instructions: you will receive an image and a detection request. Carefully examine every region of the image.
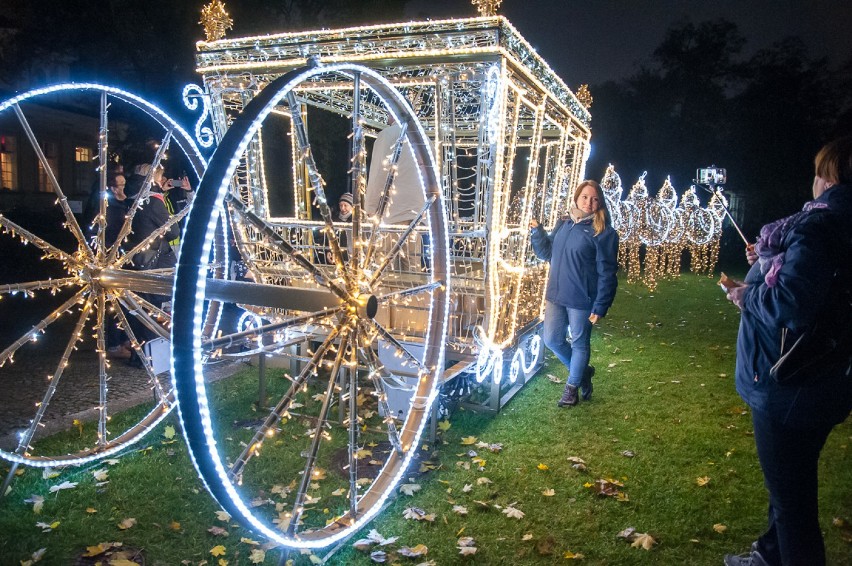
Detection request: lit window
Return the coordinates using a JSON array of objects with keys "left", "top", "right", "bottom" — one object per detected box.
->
[
  {"left": 0, "top": 135, "right": 17, "bottom": 191},
  {"left": 75, "top": 146, "right": 94, "bottom": 194}
]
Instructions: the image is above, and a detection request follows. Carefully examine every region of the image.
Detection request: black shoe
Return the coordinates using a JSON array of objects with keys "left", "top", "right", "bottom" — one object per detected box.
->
[
  {"left": 723, "top": 549, "right": 770, "bottom": 566},
  {"left": 580, "top": 365, "right": 595, "bottom": 401},
  {"left": 557, "top": 384, "right": 579, "bottom": 407}
]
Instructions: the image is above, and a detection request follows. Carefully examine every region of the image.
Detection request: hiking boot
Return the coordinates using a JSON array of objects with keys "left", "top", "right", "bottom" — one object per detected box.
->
[
  {"left": 557, "top": 384, "right": 579, "bottom": 407},
  {"left": 580, "top": 365, "right": 595, "bottom": 401},
  {"left": 723, "top": 549, "right": 770, "bottom": 566}
]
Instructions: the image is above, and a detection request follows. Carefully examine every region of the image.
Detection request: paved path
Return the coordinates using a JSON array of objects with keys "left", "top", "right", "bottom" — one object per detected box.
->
[{"left": 0, "top": 346, "right": 244, "bottom": 452}]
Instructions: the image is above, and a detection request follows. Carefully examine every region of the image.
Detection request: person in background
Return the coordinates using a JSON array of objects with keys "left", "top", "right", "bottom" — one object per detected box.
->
[
  {"left": 530, "top": 180, "right": 619, "bottom": 407},
  {"left": 163, "top": 171, "right": 193, "bottom": 249},
  {"left": 723, "top": 136, "right": 852, "bottom": 566}
]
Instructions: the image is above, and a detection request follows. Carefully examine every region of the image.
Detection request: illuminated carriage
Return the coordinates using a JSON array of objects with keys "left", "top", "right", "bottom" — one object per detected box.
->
[{"left": 0, "top": 15, "right": 591, "bottom": 548}]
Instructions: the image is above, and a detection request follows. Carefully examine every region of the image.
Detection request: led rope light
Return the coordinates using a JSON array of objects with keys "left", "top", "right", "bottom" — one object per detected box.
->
[{"left": 171, "top": 62, "right": 449, "bottom": 549}]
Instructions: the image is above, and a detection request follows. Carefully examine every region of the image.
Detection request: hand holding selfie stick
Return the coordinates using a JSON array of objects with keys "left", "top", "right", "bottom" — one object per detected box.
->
[{"left": 695, "top": 167, "right": 751, "bottom": 248}]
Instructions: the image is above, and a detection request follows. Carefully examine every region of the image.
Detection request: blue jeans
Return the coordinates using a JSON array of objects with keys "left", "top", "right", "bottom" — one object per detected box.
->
[
  {"left": 542, "top": 300, "right": 591, "bottom": 387},
  {"left": 751, "top": 407, "right": 834, "bottom": 566}
]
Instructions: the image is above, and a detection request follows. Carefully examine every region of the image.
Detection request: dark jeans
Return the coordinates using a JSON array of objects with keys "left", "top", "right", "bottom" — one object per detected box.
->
[{"left": 751, "top": 408, "right": 834, "bottom": 566}]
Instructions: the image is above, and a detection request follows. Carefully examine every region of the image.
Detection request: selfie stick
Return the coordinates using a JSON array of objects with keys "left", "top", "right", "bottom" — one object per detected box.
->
[{"left": 700, "top": 183, "right": 751, "bottom": 247}]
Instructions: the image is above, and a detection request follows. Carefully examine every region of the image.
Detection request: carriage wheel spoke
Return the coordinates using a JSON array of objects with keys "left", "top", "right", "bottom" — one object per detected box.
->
[
  {"left": 367, "top": 195, "right": 435, "bottom": 286},
  {"left": 113, "top": 298, "right": 170, "bottom": 405},
  {"left": 286, "top": 328, "right": 352, "bottom": 537},
  {"left": 0, "top": 215, "right": 82, "bottom": 267},
  {"left": 94, "top": 92, "right": 110, "bottom": 261},
  {"left": 13, "top": 296, "right": 94, "bottom": 456},
  {"left": 0, "top": 289, "right": 88, "bottom": 367},
  {"left": 106, "top": 128, "right": 175, "bottom": 265},
  {"left": 286, "top": 92, "right": 349, "bottom": 274},
  {"left": 203, "top": 304, "right": 345, "bottom": 354},
  {"left": 349, "top": 71, "right": 366, "bottom": 280},
  {"left": 228, "top": 324, "right": 344, "bottom": 480},
  {"left": 361, "top": 318, "right": 426, "bottom": 372},
  {"left": 226, "top": 196, "right": 349, "bottom": 300},
  {"left": 13, "top": 104, "right": 92, "bottom": 261},
  {"left": 0, "top": 277, "right": 80, "bottom": 297},
  {"left": 118, "top": 292, "right": 170, "bottom": 340},
  {"left": 114, "top": 206, "right": 189, "bottom": 268},
  {"left": 95, "top": 292, "right": 110, "bottom": 446},
  {"left": 363, "top": 123, "right": 409, "bottom": 269},
  {"left": 358, "top": 344, "right": 402, "bottom": 452}
]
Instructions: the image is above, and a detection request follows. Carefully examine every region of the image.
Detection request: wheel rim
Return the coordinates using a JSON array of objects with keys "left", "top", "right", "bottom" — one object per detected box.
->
[
  {"left": 0, "top": 84, "right": 210, "bottom": 466},
  {"left": 172, "top": 63, "right": 450, "bottom": 548}
]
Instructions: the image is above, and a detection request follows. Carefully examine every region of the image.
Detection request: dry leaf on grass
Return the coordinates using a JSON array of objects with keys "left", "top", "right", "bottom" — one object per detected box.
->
[
  {"left": 453, "top": 505, "right": 469, "bottom": 515},
  {"left": 398, "top": 544, "right": 428, "bottom": 558},
  {"left": 631, "top": 533, "right": 657, "bottom": 550},
  {"left": 566, "top": 456, "right": 587, "bottom": 471},
  {"left": 35, "top": 521, "right": 59, "bottom": 532},
  {"left": 215, "top": 511, "right": 231, "bottom": 522},
  {"left": 542, "top": 488, "right": 555, "bottom": 496},
  {"left": 462, "top": 484, "right": 473, "bottom": 492},
  {"left": 399, "top": 483, "right": 421, "bottom": 496},
  {"left": 117, "top": 518, "right": 137, "bottom": 530},
  {"left": 563, "top": 550, "right": 585, "bottom": 559},
  {"left": 210, "top": 545, "right": 227, "bottom": 557},
  {"left": 713, "top": 523, "right": 727, "bottom": 533},
  {"left": 403, "top": 507, "right": 436, "bottom": 521},
  {"left": 249, "top": 548, "right": 266, "bottom": 563},
  {"left": 460, "top": 436, "right": 477, "bottom": 445},
  {"left": 24, "top": 494, "right": 44, "bottom": 514},
  {"left": 476, "top": 477, "right": 492, "bottom": 485},
  {"left": 522, "top": 533, "right": 534, "bottom": 541},
  {"left": 537, "top": 463, "right": 549, "bottom": 471},
  {"left": 502, "top": 506, "right": 525, "bottom": 519},
  {"left": 48, "top": 481, "right": 77, "bottom": 493},
  {"left": 208, "top": 526, "right": 228, "bottom": 537},
  {"left": 369, "top": 550, "right": 387, "bottom": 562},
  {"left": 696, "top": 476, "right": 711, "bottom": 486}
]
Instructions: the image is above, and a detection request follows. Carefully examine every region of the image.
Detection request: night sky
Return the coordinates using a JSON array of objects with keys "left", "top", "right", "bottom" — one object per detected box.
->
[{"left": 406, "top": 0, "right": 852, "bottom": 87}]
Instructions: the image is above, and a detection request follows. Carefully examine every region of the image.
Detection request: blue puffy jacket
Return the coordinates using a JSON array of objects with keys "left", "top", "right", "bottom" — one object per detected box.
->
[
  {"left": 735, "top": 185, "right": 852, "bottom": 426},
  {"left": 530, "top": 216, "right": 619, "bottom": 317}
]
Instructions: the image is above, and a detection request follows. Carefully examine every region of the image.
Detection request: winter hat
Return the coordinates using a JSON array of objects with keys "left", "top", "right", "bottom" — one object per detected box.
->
[{"left": 339, "top": 193, "right": 353, "bottom": 206}]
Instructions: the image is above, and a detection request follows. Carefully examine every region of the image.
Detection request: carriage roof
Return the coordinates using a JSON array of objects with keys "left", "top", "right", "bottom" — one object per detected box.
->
[{"left": 195, "top": 16, "right": 590, "bottom": 133}]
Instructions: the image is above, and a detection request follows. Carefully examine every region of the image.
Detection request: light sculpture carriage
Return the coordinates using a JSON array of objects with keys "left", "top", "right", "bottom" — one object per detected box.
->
[{"left": 0, "top": 14, "right": 592, "bottom": 548}]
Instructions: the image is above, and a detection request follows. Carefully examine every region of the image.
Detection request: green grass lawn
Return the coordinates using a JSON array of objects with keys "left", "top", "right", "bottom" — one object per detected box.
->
[{"left": 1, "top": 273, "right": 850, "bottom": 565}]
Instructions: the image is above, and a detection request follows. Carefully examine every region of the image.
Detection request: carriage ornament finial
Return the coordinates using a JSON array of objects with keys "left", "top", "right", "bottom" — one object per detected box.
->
[
  {"left": 577, "top": 84, "right": 593, "bottom": 109},
  {"left": 200, "top": 0, "right": 233, "bottom": 42},
  {"left": 472, "top": 0, "right": 502, "bottom": 17}
]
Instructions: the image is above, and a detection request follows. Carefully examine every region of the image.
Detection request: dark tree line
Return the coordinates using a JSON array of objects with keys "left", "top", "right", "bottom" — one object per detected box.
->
[{"left": 586, "top": 18, "right": 852, "bottom": 240}]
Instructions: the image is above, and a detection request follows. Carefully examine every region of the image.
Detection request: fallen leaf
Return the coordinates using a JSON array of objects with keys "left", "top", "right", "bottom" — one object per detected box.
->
[
  {"left": 522, "top": 533, "right": 534, "bottom": 541},
  {"left": 563, "top": 550, "right": 585, "bottom": 559},
  {"left": 476, "top": 477, "right": 492, "bottom": 485},
  {"left": 437, "top": 420, "right": 451, "bottom": 432},
  {"left": 240, "top": 537, "right": 260, "bottom": 545},
  {"left": 210, "top": 545, "right": 227, "bottom": 557},
  {"left": 567, "top": 456, "right": 587, "bottom": 471},
  {"left": 696, "top": 476, "right": 711, "bottom": 487},
  {"left": 208, "top": 526, "right": 228, "bottom": 537},
  {"left": 460, "top": 436, "right": 478, "bottom": 445},
  {"left": 215, "top": 510, "right": 231, "bottom": 522},
  {"left": 631, "top": 533, "right": 657, "bottom": 550},
  {"left": 542, "top": 488, "right": 555, "bottom": 497},
  {"left": 117, "top": 518, "right": 137, "bottom": 530},
  {"left": 48, "top": 481, "right": 78, "bottom": 493},
  {"left": 163, "top": 425, "right": 176, "bottom": 440},
  {"left": 331, "top": 488, "right": 346, "bottom": 497},
  {"left": 458, "top": 536, "right": 475, "bottom": 547},
  {"left": 398, "top": 544, "right": 428, "bottom": 558},
  {"left": 537, "top": 463, "right": 549, "bottom": 471},
  {"left": 452, "top": 505, "right": 468, "bottom": 515},
  {"left": 546, "top": 373, "right": 562, "bottom": 383},
  {"left": 92, "top": 469, "right": 109, "bottom": 482},
  {"left": 169, "top": 521, "right": 181, "bottom": 531},
  {"left": 249, "top": 549, "right": 266, "bottom": 564},
  {"left": 616, "top": 527, "right": 637, "bottom": 540},
  {"left": 458, "top": 546, "right": 478, "bottom": 556},
  {"left": 502, "top": 506, "right": 525, "bottom": 520},
  {"left": 25, "top": 494, "right": 44, "bottom": 514},
  {"left": 399, "top": 483, "right": 421, "bottom": 496},
  {"left": 403, "top": 507, "right": 435, "bottom": 521},
  {"left": 369, "top": 550, "right": 387, "bottom": 562},
  {"left": 713, "top": 523, "right": 727, "bottom": 533},
  {"left": 42, "top": 469, "right": 60, "bottom": 480}
]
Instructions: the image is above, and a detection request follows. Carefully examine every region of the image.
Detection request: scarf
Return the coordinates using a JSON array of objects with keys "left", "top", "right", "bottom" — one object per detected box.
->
[
  {"left": 569, "top": 207, "right": 594, "bottom": 224},
  {"left": 338, "top": 210, "right": 352, "bottom": 222},
  {"left": 754, "top": 199, "right": 828, "bottom": 287}
]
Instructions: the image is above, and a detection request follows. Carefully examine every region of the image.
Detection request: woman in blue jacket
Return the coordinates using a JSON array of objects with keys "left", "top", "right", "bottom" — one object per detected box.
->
[
  {"left": 530, "top": 180, "right": 619, "bottom": 407},
  {"left": 723, "top": 137, "right": 852, "bottom": 566}
]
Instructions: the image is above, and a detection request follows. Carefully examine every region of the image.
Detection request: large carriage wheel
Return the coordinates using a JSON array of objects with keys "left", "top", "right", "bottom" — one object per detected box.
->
[
  {"left": 0, "top": 84, "right": 220, "bottom": 468},
  {"left": 172, "top": 63, "right": 449, "bottom": 548}
]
